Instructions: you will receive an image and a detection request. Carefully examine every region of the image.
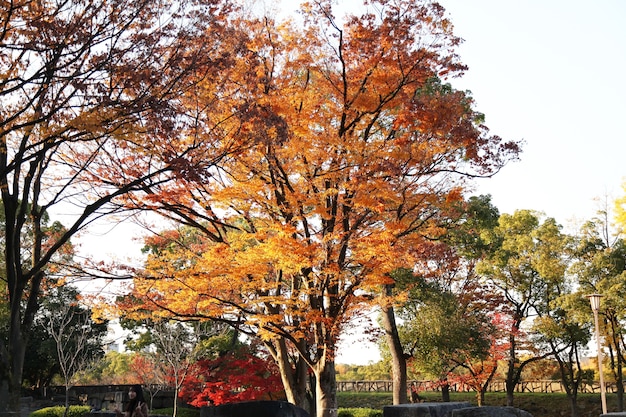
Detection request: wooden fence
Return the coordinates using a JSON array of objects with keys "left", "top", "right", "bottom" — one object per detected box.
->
[{"left": 337, "top": 380, "right": 618, "bottom": 394}]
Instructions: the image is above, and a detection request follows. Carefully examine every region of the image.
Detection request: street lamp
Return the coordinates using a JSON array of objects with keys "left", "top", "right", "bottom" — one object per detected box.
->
[{"left": 587, "top": 293, "right": 607, "bottom": 415}]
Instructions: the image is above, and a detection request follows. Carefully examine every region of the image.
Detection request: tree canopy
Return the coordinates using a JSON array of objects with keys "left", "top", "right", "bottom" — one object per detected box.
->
[{"left": 117, "top": 2, "right": 520, "bottom": 416}]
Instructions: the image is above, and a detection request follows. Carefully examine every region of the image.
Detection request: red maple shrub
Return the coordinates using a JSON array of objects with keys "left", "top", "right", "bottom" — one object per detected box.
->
[{"left": 179, "top": 346, "right": 285, "bottom": 407}]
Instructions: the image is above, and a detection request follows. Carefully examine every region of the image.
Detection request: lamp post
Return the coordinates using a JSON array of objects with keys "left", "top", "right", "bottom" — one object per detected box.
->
[{"left": 587, "top": 293, "right": 607, "bottom": 415}]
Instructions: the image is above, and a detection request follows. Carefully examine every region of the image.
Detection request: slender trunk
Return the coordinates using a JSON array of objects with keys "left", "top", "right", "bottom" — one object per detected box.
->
[
  {"left": 617, "top": 353, "right": 624, "bottom": 412},
  {"left": 173, "top": 383, "right": 179, "bottom": 417},
  {"left": 314, "top": 359, "right": 337, "bottom": 417},
  {"left": 568, "top": 393, "right": 580, "bottom": 417},
  {"left": 380, "top": 284, "right": 408, "bottom": 404},
  {"left": 64, "top": 381, "right": 70, "bottom": 417},
  {"left": 505, "top": 331, "right": 517, "bottom": 407},
  {"left": 476, "top": 391, "right": 484, "bottom": 407},
  {"left": 610, "top": 316, "right": 624, "bottom": 411},
  {"left": 441, "top": 380, "right": 451, "bottom": 402}
]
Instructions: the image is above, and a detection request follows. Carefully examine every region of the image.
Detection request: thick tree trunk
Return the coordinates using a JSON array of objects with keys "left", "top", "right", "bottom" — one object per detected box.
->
[
  {"left": 380, "top": 284, "right": 408, "bottom": 404},
  {"left": 1, "top": 336, "right": 25, "bottom": 416},
  {"left": 4, "top": 298, "right": 29, "bottom": 416},
  {"left": 271, "top": 339, "right": 309, "bottom": 410},
  {"left": 314, "top": 359, "right": 337, "bottom": 417},
  {"left": 0, "top": 369, "right": 9, "bottom": 413}
]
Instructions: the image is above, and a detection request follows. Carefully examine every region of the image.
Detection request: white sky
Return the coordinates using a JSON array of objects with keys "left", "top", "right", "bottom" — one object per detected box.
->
[
  {"left": 71, "top": 0, "right": 626, "bottom": 364},
  {"left": 337, "top": 0, "right": 626, "bottom": 364},
  {"left": 445, "top": 0, "right": 626, "bottom": 228}
]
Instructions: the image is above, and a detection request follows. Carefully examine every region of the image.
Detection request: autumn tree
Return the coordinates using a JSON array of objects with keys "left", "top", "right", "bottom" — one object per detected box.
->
[
  {"left": 121, "top": 2, "right": 520, "bottom": 416},
  {"left": 0, "top": 0, "right": 243, "bottom": 412},
  {"left": 179, "top": 343, "right": 284, "bottom": 407},
  {"left": 450, "top": 314, "right": 508, "bottom": 406}
]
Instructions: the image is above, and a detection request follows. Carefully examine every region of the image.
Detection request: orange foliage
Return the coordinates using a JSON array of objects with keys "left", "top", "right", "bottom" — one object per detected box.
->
[{"left": 119, "top": 0, "right": 521, "bottom": 410}]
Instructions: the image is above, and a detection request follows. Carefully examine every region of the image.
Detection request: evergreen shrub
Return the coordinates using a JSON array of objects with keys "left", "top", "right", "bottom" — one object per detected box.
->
[
  {"left": 337, "top": 408, "right": 382, "bottom": 417},
  {"left": 30, "top": 406, "right": 91, "bottom": 417}
]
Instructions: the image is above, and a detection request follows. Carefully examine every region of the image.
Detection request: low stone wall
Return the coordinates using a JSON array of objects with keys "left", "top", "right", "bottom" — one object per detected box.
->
[
  {"left": 383, "top": 403, "right": 533, "bottom": 417},
  {"left": 383, "top": 402, "right": 471, "bottom": 417},
  {"left": 452, "top": 406, "right": 533, "bottom": 417},
  {"left": 201, "top": 401, "right": 309, "bottom": 417}
]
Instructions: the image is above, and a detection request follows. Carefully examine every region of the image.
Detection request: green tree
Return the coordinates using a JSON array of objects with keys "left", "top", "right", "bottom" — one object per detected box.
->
[
  {"left": 78, "top": 351, "right": 135, "bottom": 385},
  {"left": 477, "top": 211, "right": 567, "bottom": 406},
  {"left": 381, "top": 195, "right": 501, "bottom": 404},
  {"left": 570, "top": 205, "right": 626, "bottom": 411},
  {"left": 397, "top": 277, "right": 493, "bottom": 402},
  {"left": 533, "top": 294, "right": 593, "bottom": 417}
]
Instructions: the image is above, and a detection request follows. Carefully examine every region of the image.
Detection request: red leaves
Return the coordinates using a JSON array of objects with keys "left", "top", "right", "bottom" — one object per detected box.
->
[{"left": 179, "top": 348, "right": 284, "bottom": 407}]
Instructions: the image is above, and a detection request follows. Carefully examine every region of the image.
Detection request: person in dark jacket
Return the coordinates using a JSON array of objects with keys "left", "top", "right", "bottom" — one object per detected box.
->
[{"left": 115, "top": 385, "right": 149, "bottom": 417}]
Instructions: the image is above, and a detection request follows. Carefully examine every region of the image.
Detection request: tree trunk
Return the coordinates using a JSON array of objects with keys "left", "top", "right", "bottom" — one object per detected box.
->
[
  {"left": 6, "top": 304, "right": 28, "bottom": 415},
  {"left": 270, "top": 338, "right": 309, "bottom": 410},
  {"left": 380, "top": 284, "right": 408, "bottom": 404},
  {"left": 505, "top": 331, "right": 517, "bottom": 407},
  {"left": 611, "top": 318, "right": 624, "bottom": 411},
  {"left": 441, "top": 380, "right": 451, "bottom": 402},
  {"left": 477, "top": 388, "right": 486, "bottom": 407},
  {"left": 0, "top": 370, "right": 10, "bottom": 413},
  {"left": 568, "top": 393, "right": 580, "bottom": 417},
  {"left": 314, "top": 359, "right": 337, "bottom": 417}
]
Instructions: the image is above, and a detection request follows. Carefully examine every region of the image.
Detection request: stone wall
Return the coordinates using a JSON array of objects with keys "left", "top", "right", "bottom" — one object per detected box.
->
[
  {"left": 383, "top": 403, "right": 534, "bottom": 417},
  {"left": 201, "top": 401, "right": 309, "bottom": 417}
]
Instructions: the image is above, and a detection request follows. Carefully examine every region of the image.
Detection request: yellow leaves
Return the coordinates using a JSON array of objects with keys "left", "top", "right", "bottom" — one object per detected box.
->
[{"left": 614, "top": 181, "right": 626, "bottom": 232}]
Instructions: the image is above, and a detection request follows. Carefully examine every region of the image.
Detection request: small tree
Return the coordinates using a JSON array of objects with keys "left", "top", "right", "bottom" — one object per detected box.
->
[
  {"left": 41, "top": 284, "right": 108, "bottom": 416},
  {"left": 477, "top": 211, "right": 567, "bottom": 406},
  {"left": 130, "top": 354, "right": 169, "bottom": 409},
  {"left": 122, "top": 319, "right": 215, "bottom": 417},
  {"left": 450, "top": 314, "right": 508, "bottom": 406},
  {"left": 533, "top": 295, "right": 593, "bottom": 417}
]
